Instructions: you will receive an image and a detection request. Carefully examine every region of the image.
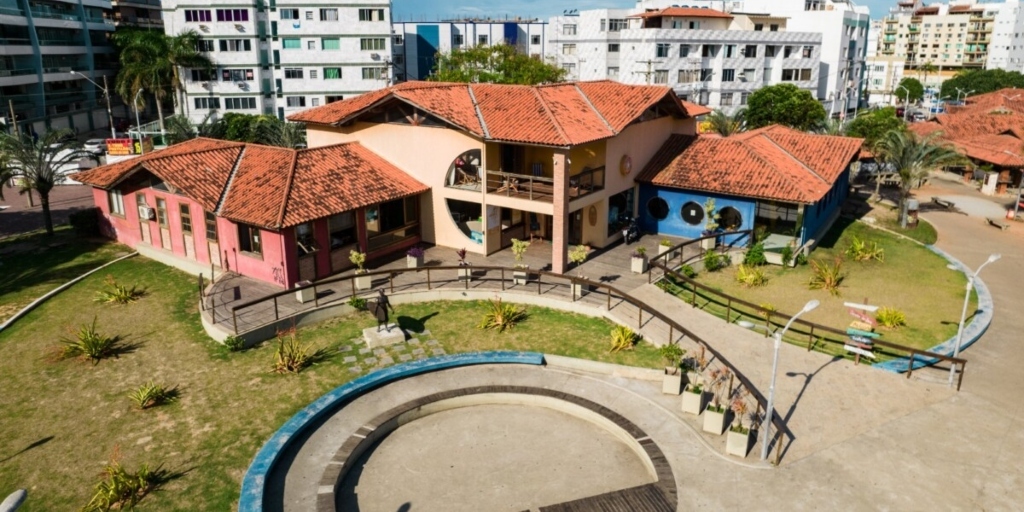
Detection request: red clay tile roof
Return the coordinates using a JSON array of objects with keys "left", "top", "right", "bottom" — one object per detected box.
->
[
  {"left": 288, "top": 80, "right": 710, "bottom": 146},
  {"left": 946, "top": 88, "right": 1024, "bottom": 116},
  {"left": 636, "top": 125, "right": 863, "bottom": 204},
  {"left": 948, "top": 134, "right": 1024, "bottom": 168},
  {"left": 905, "top": 108, "right": 1024, "bottom": 166},
  {"left": 71, "top": 138, "right": 427, "bottom": 229},
  {"left": 630, "top": 7, "right": 733, "bottom": 19}
]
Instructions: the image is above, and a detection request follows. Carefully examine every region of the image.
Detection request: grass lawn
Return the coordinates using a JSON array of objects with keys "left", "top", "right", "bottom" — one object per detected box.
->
[
  {"left": 0, "top": 228, "right": 130, "bottom": 323},
  {"left": 0, "top": 256, "right": 659, "bottom": 511},
  {"left": 667, "top": 218, "right": 974, "bottom": 358}
]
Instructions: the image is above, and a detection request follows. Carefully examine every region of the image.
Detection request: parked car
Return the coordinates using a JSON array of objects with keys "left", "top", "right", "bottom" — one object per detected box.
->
[
  {"left": 896, "top": 107, "right": 906, "bottom": 119},
  {"left": 84, "top": 139, "right": 107, "bottom": 155},
  {"left": 911, "top": 112, "right": 927, "bottom": 122}
]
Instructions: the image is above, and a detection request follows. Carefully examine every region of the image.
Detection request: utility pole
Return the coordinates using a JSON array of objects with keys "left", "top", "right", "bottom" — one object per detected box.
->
[
  {"left": 633, "top": 59, "right": 662, "bottom": 85},
  {"left": 8, "top": 99, "right": 19, "bottom": 136},
  {"left": 102, "top": 74, "right": 115, "bottom": 139}
]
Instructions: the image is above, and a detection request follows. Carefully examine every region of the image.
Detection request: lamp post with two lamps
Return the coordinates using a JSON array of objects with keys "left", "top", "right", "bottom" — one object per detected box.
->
[
  {"left": 69, "top": 70, "right": 115, "bottom": 139},
  {"left": 896, "top": 84, "right": 911, "bottom": 122},
  {"left": 132, "top": 88, "right": 145, "bottom": 156},
  {"left": 946, "top": 254, "right": 1000, "bottom": 387}
]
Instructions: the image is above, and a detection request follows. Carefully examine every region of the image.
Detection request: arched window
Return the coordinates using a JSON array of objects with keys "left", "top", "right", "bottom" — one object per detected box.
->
[
  {"left": 719, "top": 206, "right": 743, "bottom": 231},
  {"left": 680, "top": 201, "right": 704, "bottom": 225},
  {"left": 445, "top": 149, "right": 482, "bottom": 191},
  {"left": 646, "top": 197, "right": 669, "bottom": 220}
]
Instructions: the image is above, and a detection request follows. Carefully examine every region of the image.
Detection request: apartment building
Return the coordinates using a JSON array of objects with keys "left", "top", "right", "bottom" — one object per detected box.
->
[
  {"left": 0, "top": 0, "right": 124, "bottom": 135},
  {"left": 864, "top": 55, "right": 905, "bottom": 106},
  {"left": 111, "top": 0, "right": 162, "bottom": 28},
  {"left": 547, "top": 7, "right": 821, "bottom": 115},
  {"left": 392, "top": 18, "right": 549, "bottom": 81},
  {"left": 162, "top": 0, "right": 392, "bottom": 122}
]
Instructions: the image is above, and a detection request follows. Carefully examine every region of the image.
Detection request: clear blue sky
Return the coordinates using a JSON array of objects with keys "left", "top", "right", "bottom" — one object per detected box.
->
[{"left": 392, "top": 0, "right": 896, "bottom": 22}]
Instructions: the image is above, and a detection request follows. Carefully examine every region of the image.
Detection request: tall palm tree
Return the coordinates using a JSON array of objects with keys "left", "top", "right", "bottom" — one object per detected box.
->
[
  {"left": 0, "top": 130, "right": 95, "bottom": 235},
  {"left": 164, "top": 113, "right": 226, "bottom": 145},
  {"left": 815, "top": 118, "right": 846, "bottom": 136},
  {"left": 873, "top": 130, "right": 964, "bottom": 228},
  {"left": 704, "top": 109, "right": 746, "bottom": 137}
]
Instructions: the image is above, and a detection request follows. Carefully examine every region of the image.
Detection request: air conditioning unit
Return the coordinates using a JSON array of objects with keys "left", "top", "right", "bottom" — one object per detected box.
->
[
  {"left": 235, "top": 23, "right": 244, "bottom": 31},
  {"left": 237, "top": 82, "right": 248, "bottom": 89},
  {"left": 201, "top": 81, "right": 210, "bottom": 88},
  {"left": 138, "top": 205, "right": 154, "bottom": 220},
  {"left": 199, "top": 24, "right": 209, "bottom": 31},
  {"left": 370, "top": 53, "right": 381, "bottom": 60}
]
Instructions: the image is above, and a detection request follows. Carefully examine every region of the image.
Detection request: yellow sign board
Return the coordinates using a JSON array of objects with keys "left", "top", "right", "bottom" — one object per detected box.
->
[{"left": 105, "top": 137, "right": 154, "bottom": 156}]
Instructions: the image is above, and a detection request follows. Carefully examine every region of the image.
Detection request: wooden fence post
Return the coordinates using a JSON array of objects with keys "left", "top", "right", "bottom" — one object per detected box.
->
[
  {"left": 273, "top": 296, "right": 279, "bottom": 320},
  {"left": 501, "top": 268, "right": 505, "bottom": 290},
  {"left": 806, "top": 325, "right": 815, "bottom": 351},
  {"left": 725, "top": 298, "right": 731, "bottom": 323},
  {"left": 426, "top": 268, "right": 431, "bottom": 290},
  {"left": 232, "top": 309, "right": 238, "bottom": 334},
  {"left": 313, "top": 284, "right": 319, "bottom": 307}
]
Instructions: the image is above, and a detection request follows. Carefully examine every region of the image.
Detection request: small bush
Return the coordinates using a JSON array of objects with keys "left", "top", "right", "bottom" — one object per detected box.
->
[
  {"left": 743, "top": 243, "right": 767, "bottom": 266},
  {"left": 846, "top": 236, "right": 885, "bottom": 262},
  {"left": 734, "top": 264, "right": 769, "bottom": 288},
  {"left": 610, "top": 325, "right": 640, "bottom": 353},
  {"left": 808, "top": 257, "right": 845, "bottom": 296},
  {"left": 347, "top": 296, "right": 367, "bottom": 310},
  {"left": 272, "top": 329, "right": 328, "bottom": 374},
  {"left": 95, "top": 275, "right": 145, "bottom": 305},
  {"left": 477, "top": 298, "right": 527, "bottom": 332},
  {"left": 759, "top": 302, "right": 776, "bottom": 320},
  {"left": 780, "top": 245, "right": 794, "bottom": 267},
  {"left": 659, "top": 343, "right": 685, "bottom": 369},
  {"left": 59, "top": 317, "right": 120, "bottom": 364},
  {"left": 876, "top": 306, "right": 907, "bottom": 329},
  {"left": 680, "top": 264, "right": 697, "bottom": 278},
  {"left": 795, "top": 252, "right": 808, "bottom": 266},
  {"left": 83, "top": 448, "right": 168, "bottom": 512},
  {"left": 223, "top": 335, "right": 244, "bottom": 352},
  {"left": 659, "top": 239, "right": 673, "bottom": 247},
  {"left": 128, "top": 382, "right": 179, "bottom": 410},
  {"left": 703, "top": 250, "right": 727, "bottom": 272}
]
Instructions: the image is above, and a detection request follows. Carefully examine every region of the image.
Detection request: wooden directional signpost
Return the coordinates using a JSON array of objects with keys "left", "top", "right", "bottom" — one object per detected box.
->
[{"left": 845, "top": 300, "right": 879, "bottom": 364}]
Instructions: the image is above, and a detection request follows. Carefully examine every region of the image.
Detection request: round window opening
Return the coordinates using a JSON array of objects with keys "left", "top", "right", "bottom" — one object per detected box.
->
[
  {"left": 680, "top": 201, "right": 704, "bottom": 226},
  {"left": 647, "top": 197, "right": 669, "bottom": 220},
  {"left": 719, "top": 206, "right": 743, "bottom": 231}
]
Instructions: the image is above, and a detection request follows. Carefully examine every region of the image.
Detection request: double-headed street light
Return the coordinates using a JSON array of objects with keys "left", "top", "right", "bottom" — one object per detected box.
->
[
  {"left": 760, "top": 299, "right": 820, "bottom": 462},
  {"left": 896, "top": 85, "right": 911, "bottom": 122},
  {"left": 947, "top": 254, "right": 1000, "bottom": 387},
  {"left": 70, "top": 70, "right": 115, "bottom": 139},
  {"left": 132, "top": 88, "right": 145, "bottom": 155}
]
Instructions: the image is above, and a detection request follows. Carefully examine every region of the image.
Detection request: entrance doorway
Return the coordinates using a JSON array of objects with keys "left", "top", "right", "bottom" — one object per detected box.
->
[{"left": 568, "top": 209, "right": 583, "bottom": 246}]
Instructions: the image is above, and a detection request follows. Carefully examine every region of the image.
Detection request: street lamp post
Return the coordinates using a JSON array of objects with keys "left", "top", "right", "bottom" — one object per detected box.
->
[
  {"left": 897, "top": 85, "right": 911, "bottom": 122},
  {"left": 947, "top": 254, "right": 1000, "bottom": 387},
  {"left": 132, "top": 89, "right": 145, "bottom": 156},
  {"left": 760, "top": 299, "right": 820, "bottom": 462},
  {"left": 70, "top": 70, "right": 115, "bottom": 139}
]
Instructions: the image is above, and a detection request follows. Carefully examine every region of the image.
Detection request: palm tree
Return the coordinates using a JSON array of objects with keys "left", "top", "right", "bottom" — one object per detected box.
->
[
  {"left": 873, "top": 130, "right": 964, "bottom": 228},
  {"left": 274, "top": 122, "right": 307, "bottom": 149},
  {"left": 704, "top": 109, "right": 746, "bottom": 137},
  {"left": 919, "top": 61, "right": 938, "bottom": 86},
  {"left": 164, "top": 113, "right": 226, "bottom": 145},
  {"left": 815, "top": 118, "right": 846, "bottom": 136},
  {"left": 0, "top": 130, "right": 95, "bottom": 235}
]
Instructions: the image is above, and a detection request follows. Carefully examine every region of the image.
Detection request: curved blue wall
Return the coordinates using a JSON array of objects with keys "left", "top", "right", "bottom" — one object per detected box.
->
[{"left": 637, "top": 186, "right": 756, "bottom": 243}]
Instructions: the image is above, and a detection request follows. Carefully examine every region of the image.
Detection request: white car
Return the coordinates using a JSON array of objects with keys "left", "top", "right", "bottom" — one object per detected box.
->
[{"left": 84, "top": 139, "right": 107, "bottom": 155}]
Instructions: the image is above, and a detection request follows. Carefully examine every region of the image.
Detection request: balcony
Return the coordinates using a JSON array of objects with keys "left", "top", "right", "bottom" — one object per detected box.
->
[
  {"left": 0, "top": 5, "right": 24, "bottom": 16},
  {"left": 0, "top": 68, "right": 36, "bottom": 77},
  {"left": 30, "top": 9, "right": 79, "bottom": 21},
  {"left": 484, "top": 166, "right": 605, "bottom": 204}
]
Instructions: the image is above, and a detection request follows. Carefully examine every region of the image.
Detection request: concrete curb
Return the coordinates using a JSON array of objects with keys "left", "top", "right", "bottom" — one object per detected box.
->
[
  {"left": 543, "top": 354, "right": 663, "bottom": 382},
  {"left": 0, "top": 252, "right": 137, "bottom": 334},
  {"left": 238, "top": 351, "right": 544, "bottom": 512}
]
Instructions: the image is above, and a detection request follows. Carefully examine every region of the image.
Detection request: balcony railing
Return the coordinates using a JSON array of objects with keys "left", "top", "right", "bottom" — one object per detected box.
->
[
  {"left": 30, "top": 10, "right": 80, "bottom": 21},
  {"left": 486, "top": 171, "right": 555, "bottom": 202},
  {"left": 569, "top": 166, "right": 605, "bottom": 202},
  {"left": 0, "top": 6, "right": 24, "bottom": 16}
]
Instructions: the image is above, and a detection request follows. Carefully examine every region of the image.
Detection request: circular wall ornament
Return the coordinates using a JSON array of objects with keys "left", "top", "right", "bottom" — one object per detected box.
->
[
  {"left": 588, "top": 205, "right": 598, "bottom": 226},
  {"left": 619, "top": 154, "right": 632, "bottom": 176}
]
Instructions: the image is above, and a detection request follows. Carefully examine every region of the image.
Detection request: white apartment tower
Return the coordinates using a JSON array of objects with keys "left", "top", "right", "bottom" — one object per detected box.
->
[
  {"left": 548, "top": 7, "right": 822, "bottom": 115},
  {"left": 162, "top": 0, "right": 392, "bottom": 121}
]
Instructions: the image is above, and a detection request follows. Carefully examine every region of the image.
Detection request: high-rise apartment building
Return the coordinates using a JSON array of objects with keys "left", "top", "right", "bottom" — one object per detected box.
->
[
  {"left": 0, "top": 0, "right": 123, "bottom": 135},
  {"left": 547, "top": 7, "right": 822, "bottom": 115},
  {"left": 162, "top": 0, "right": 392, "bottom": 121},
  {"left": 111, "top": 0, "right": 163, "bottom": 29}
]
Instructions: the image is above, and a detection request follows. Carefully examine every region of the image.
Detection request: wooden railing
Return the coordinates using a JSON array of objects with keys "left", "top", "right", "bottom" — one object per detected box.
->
[
  {"left": 569, "top": 166, "right": 605, "bottom": 201},
  {"left": 222, "top": 264, "right": 795, "bottom": 464},
  {"left": 485, "top": 170, "right": 555, "bottom": 201},
  {"left": 645, "top": 234, "right": 969, "bottom": 391}
]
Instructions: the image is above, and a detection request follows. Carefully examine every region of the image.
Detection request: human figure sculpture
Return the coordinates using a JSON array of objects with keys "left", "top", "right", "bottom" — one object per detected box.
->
[{"left": 373, "top": 289, "right": 395, "bottom": 332}]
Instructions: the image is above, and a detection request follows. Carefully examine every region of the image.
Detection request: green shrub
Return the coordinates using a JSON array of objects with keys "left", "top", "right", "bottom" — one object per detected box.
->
[
  {"left": 780, "top": 245, "right": 794, "bottom": 267},
  {"left": 95, "top": 275, "right": 146, "bottom": 305},
  {"left": 69, "top": 207, "right": 100, "bottom": 237},
  {"left": 271, "top": 329, "right": 328, "bottom": 374},
  {"left": 743, "top": 243, "right": 767, "bottom": 266},
  {"left": 477, "top": 297, "right": 527, "bottom": 332},
  {"left": 680, "top": 264, "right": 697, "bottom": 278},
  {"left": 876, "top": 306, "right": 907, "bottom": 329},
  {"left": 795, "top": 252, "right": 808, "bottom": 266},
  {"left": 347, "top": 296, "right": 367, "bottom": 310},
  {"left": 59, "top": 317, "right": 120, "bottom": 364},
  {"left": 846, "top": 236, "right": 885, "bottom": 262},
  {"left": 127, "top": 382, "right": 179, "bottom": 410},
  {"left": 83, "top": 449, "right": 168, "bottom": 512},
  {"left": 659, "top": 344, "right": 685, "bottom": 369},
  {"left": 734, "top": 264, "right": 769, "bottom": 288},
  {"left": 610, "top": 325, "right": 640, "bottom": 353},
  {"left": 703, "top": 250, "right": 727, "bottom": 272},
  {"left": 223, "top": 335, "right": 244, "bottom": 352},
  {"left": 808, "top": 257, "right": 845, "bottom": 296}
]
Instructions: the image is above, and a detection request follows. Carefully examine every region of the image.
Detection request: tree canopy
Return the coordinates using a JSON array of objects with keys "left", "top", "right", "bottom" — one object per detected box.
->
[
  {"left": 894, "top": 78, "right": 924, "bottom": 102},
  {"left": 845, "top": 107, "right": 905, "bottom": 148},
  {"left": 745, "top": 84, "right": 826, "bottom": 131},
  {"left": 703, "top": 109, "right": 746, "bottom": 136},
  {"left": 164, "top": 113, "right": 306, "bottom": 148},
  {"left": 939, "top": 69, "right": 1024, "bottom": 100},
  {"left": 430, "top": 44, "right": 566, "bottom": 85},
  {"left": 873, "top": 130, "right": 964, "bottom": 227}
]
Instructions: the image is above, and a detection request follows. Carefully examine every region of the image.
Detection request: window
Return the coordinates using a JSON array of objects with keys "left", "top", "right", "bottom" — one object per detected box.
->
[
  {"left": 361, "top": 67, "right": 383, "bottom": 79},
  {"left": 204, "top": 211, "right": 217, "bottom": 241},
  {"left": 194, "top": 97, "right": 220, "bottom": 109},
  {"left": 719, "top": 206, "right": 742, "bottom": 230},
  {"left": 307, "top": 40, "right": 316, "bottom": 50},
  {"left": 743, "top": 45, "right": 757, "bottom": 57},
  {"left": 155, "top": 198, "right": 168, "bottom": 227},
  {"left": 725, "top": 44, "right": 736, "bottom": 58},
  {"left": 561, "top": 62, "right": 575, "bottom": 73},
  {"left": 286, "top": 96, "right": 305, "bottom": 107},
  {"left": 688, "top": 21, "right": 700, "bottom": 29},
  {"left": 107, "top": 189, "right": 124, "bottom": 216},
  {"left": 741, "top": 68, "right": 755, "bottom": 81},
  {"left": 215, "top": 9, "right": 248, "bottom": 22},
  {"left": 803, "top": 46, "right": 813, "bottom": 58},
  {"left": 323, "top": 67, "right": 342, "bottom": 79},
  {"left": 184, "top": 9, "right": 211, "bottom": 22},
  {"left": 311, "top": 98, "right": 319, "bottom": 107},
  {"left": 195, "top": 39, "right": 214, "bottom": 52},
  {"left": 782, "top": 69, "right": 796, "bottom": 81},
  {"left": 478, "top": 35, "right": 488, "bottom": 45},
  {"left": 679, "top": 69, "right": 699, "bottom": 83},
  {"left": 453, "top": 34, "right": 464, "bottom": 45},
  {"left": 679, "top": 44, "right": 690, "bottom": 57},
  {"left": 765, "top": 45, "right": 778, "bottom": 57},
  {"left": 222, "top": 69, "right": 254, "bottom": 81},
  {"left": 656, "top": 43, "right": 670, "bottom": 57},
  {"left": 328, "top": 212, "right": 356, "bottom": 249},
  {"left": 358, "top": 8, "right": 385, "bottom": 21},
  {"left": 284, "top": 68, "right": 303, "bottom": 79},
  {"left": 280, "top": 8, "right": 298, "bottom": 19},
  {"left": 562, "top": 44, "right": 576, "bottom": 55},
  {"left": 722, "top": 69, "right": 735, "bottom": 81},
  {"left": 179, "top": 203, "right": 193, "bottom": 234},
  {"left": 700, "top": 68, "right": 713, "bottom": 81},
  {"left": 653, "top": 70, "right": 668, "bottom": 84},
  {"left": 563, "top": 24, "right": 576, "bottom": 35},
  {"left": 531, "top": 35, "right": 541, "bottom": 45},
  {"left": 680, "top": 201, "right": 704, "bottom": 225},
  {"left": 225, "top": 97, "right": 256, "bottom": 110},
  {"left": 600, "top": 19, "right": 606, "bottom": 31},
  {"left": 608, "top": 19, "right": 627, "bottom": 31},
  {"left": 326, "top": 95, "right": 344, "bottom": 103},
  {"left": 754, "top": 23, "right": 764, "bottom": 31},
  {"left": 770, "top": 24, "right": 779, "bottom": 31},
  {"left": 784, "top": 46, "right": 793, "bottom": 58},
  {"left": 309, "top": 69, "right": 318, "bottom": 79},
  {"left": 295, "top": 222, "right": 316, "bottom": 256},
  {"left": 647, "top": 197, "right": 669, "bottom": 221},
  {"left": 608, "top": 43, "right": 620, "bottom": 53},
  {"left": 282, "top": 38, "right": 300, "bottom": 49},
  {"left": 365, "top": 197, "right": 419, "bottom": 252},
  {"left": 219, "top": 39, "right": 251, "bottom": 52},
  {"left": 190, "top": 69, "right": 214, "bottom": 81},
  {"left": 319, "top": 8, "right": 337, "bottom": 21},
  {"left": 360, "top": 37, "right": 385, "bottom": 50},
  {"left": 607, "top": 67, "right": 619, "bottom": 78},
  {"left": 721, "top": 92, "right": 733, "bottom": 106},
  {"left": 800, "top": 68, "right": 812, "bottom": 80},
  {"left": 305, "top": 11, "right": 312, "bottom": 20},
  {"left": 740, "top": 92, "right": 750, "bottom": 105},
  {"left": 393, "top": 35, "right": 404, "bottom": 45},
  {"left": 702, "top": 44, "right": 717, "bottom": 57},
  {"left": 322, "top": 38, "right": 340, "bottom": 50},
  {"left": 238, "top": 224, "right": 261, "bottom": 255}
]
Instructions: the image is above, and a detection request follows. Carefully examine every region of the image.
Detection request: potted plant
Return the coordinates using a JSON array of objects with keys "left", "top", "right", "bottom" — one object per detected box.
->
[
  {"left": 658, "top": 238, "right": 674, "bottom": 258},
  {"left": 406, "top": 246, "right": 424, "bottom": 268},
  {"left": 680, "top": 351, "right": 707, "bottom": 415},
  {"left": 702, "top": 368, "right": 730, "bottom": 435},
  {"left": 568, "top": 244, "right": 589, "bottom": 297},
  {"left": 726, "top": 395, "right": 754, "bottom": 458},
  {"left": 659, "top": 344, "right": 685, "bottom": 395},
  {"left": 631, "top": 246, "right": 648, "bottom": 274},
  {"left": 511, "top": 238, "right": 531, "bottom": 285},
  {"left": 700, "top": 198, "right": 719, "bottom": 251},
  {"left": 456, "top": 248, "right": 472, "bottom": 280},
  {"left": 350, "top": 250, "right": 371, "bottom": 290}
]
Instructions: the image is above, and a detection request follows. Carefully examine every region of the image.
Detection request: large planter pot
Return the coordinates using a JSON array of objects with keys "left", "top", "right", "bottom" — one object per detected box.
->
[
  {"left": 571, "top": 281, "right": 591, "bottom": 298},
  {"left": 458, "top": 265, "right": 472, "bottom": 280},
  {"left": 406, "top": 255, "right": 424, "bottom": 268},
  {"left": 681, "top": 387, "right": 706, "bottom": 415},
  {"left": 729, "top": 251, "right": 745, "bottom": 266},
  {"left": 294, "top": 280, "right": 314, "bottom": 304},
  {"left": 513, "top": 268, "right": 530, "bottom": 285},
  {"left": 700, "top": 237, "right": 716, "bottom": 251},
  {"left": 658, "top": 244, "right": 674, "bottom": 259},
  {"left": 354, "top": 272, "right": 372, "bottom": 290},
  {"left": 726, "top": 427, "right": 753, "bottom": 458},
  {"left": 631, "top": 256, "right": 648, "bottom": 274},
  {"left": 662, "top": 368, "right": 683, "bottom": 395},
  {"left": 703, "top": 405, "right": 728, "bottom": 435}
]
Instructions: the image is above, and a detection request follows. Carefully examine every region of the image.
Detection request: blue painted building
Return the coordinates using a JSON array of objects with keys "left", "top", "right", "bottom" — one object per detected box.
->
[{"left": 635, "top": 126, "right": 862, "bottom": 249}]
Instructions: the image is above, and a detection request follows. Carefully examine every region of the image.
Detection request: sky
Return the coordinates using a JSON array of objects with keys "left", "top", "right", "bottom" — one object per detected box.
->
[{"left": 392, "top": 0, "right": 897, "bottom": 22}]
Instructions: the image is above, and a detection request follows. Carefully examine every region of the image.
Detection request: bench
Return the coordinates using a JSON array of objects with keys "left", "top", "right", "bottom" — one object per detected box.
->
[
  {"left": 986, "top": 217, "right": 1010, "bottom": 231},
  {"left": 931, "top": 197, "right": 956, "bottom": 210}
]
